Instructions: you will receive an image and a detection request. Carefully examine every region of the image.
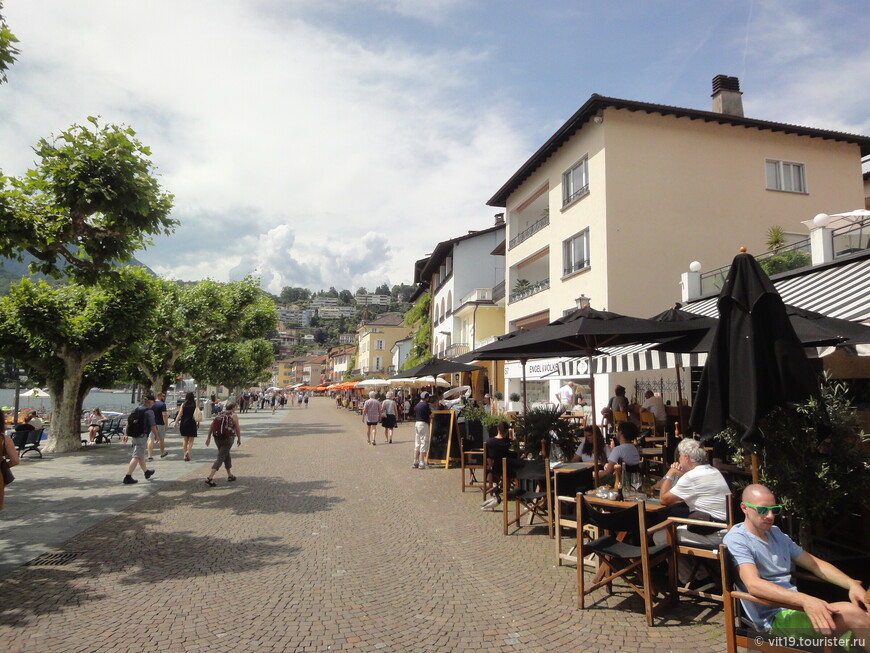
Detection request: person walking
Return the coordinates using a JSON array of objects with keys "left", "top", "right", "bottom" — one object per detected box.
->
[
  {"left": 412, "top": 392, "right": 434, "bottom": 469},
  {"left": 146, "top": 391, "right": 169, "bottom": 461},
  {"left": 173, "top": 392, "right": 201, "bottom": 461},
  {"left": 270, "top": 392, "right": 277, "bottom": 415},
  {"left": 204, "top": 401, "right": 241, "bottom": 486},
  {"left": 304, "top": 392, "right": 309, "bottom": 408},
  {"left": 1, "top": 409, "right": 21, "bottom": 511},
  {"left": 362, "top": 391, "right": 381, "bottom": 445},
  {"left": 380, "top": 391, "right": 398, "bottom": 444},
  {"left": 122, "top": 393, "right": 157, "bottom": 485}
]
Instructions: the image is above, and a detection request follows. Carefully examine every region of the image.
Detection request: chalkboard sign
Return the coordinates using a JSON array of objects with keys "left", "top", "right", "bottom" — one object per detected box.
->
[{"left": 426, "top": 410, "right": 461, "bottom": 467}]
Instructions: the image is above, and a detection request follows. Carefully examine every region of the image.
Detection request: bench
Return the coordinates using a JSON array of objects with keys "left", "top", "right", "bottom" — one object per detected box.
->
[{"left": 12, "top": 427, "right": 44, "bottom": 458}]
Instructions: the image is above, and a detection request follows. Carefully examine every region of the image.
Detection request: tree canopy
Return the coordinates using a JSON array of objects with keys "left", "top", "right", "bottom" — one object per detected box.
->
[
  {"left": 0, "top": 118, "right": 175, "bottom": 282},
  {"left": 0, "top": 1, "right": 19, "bottom": 84}
]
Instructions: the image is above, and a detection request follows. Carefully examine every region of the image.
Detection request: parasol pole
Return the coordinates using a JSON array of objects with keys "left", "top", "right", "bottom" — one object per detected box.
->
[
  {"left": 588, "top": 349, "right": 599, "bottom": 488},
  {"left": 675, "top": 355, "right": 685, "bottom": 437},
  {"left": 520, "top": 358, "right": 528, "bottom": 415}
]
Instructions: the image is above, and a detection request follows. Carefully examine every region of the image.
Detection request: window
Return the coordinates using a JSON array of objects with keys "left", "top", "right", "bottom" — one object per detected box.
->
[
  {"left": 375, "top": 339, "right": 385, "bottom": 350},
  {"left": 766, "top": 159, "right": 806, "bottom": 193},
  {"left": 374, "top": 356, "right": 382, "bottom": 370},
  {"left": 562, "top": 157, "right": 589, "bottom": 206},
  {"left": 563, "top": 229, "right": 590, "bottom": 277}
]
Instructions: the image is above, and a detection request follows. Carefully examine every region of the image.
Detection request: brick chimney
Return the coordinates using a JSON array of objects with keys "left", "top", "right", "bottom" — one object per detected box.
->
[
  {"left": 711, "top": 74, "right": 743, "bottom": 117},
  {"left": 494, "top": 212, "right": 505, "bottom": 226}
]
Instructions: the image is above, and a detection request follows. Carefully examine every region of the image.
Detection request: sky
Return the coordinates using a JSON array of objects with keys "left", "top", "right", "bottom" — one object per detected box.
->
[{"left": 1, "top": 1, "right": 868, "bottom": 295}]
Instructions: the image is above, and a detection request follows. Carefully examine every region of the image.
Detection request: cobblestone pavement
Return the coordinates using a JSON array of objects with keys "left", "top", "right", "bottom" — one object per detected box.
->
[{"left": 1, "top": 399, "right": 727, "bottom": 652}]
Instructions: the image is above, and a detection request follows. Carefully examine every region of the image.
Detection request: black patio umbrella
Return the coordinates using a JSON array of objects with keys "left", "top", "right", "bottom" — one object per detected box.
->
[
  {"left": 688, "top": 252, "right": 822, "bottom": 449},
  {"left": 655, "top": 305, "right": 870, "bottom": 354},
  {"left": 390, "top": 356, "right": 483, "bottom": 380},
  {"left": 467, "top": 307, "right": 710, "bottom": 478}
]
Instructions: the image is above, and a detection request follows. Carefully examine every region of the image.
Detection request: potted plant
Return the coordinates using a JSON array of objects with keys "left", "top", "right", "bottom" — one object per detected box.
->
[
  {"left": 508, "top": 392, "right": 521, "bottom": 411},
  {"left": 492, "top": 390, "right": 503, "bottom": 413},
  {"left": 513, "top": 405, "right": 582, "bottom": 462},
  {"left": 717, "top": 375, "right": 870, "bottom": 552}
]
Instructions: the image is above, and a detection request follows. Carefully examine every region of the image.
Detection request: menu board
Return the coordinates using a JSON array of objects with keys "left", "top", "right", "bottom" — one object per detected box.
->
[{"left": 426, "top": 410, "right": 460, "bottom": 467}]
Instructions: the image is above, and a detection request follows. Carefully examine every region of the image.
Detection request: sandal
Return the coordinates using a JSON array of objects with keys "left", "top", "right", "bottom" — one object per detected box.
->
[
  {"left": 204, "top": 478, "right": 216, "bottom": 487},
  {"left": 227, "top": 475, "right": 237, "bottom": 482}
]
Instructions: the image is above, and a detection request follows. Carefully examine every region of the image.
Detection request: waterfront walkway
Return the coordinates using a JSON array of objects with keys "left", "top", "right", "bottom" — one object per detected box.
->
[{"left": 1, "top": 399, "right": 725, "bottom": 652}]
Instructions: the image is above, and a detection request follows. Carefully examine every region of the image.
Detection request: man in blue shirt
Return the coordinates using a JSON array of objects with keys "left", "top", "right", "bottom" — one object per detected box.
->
[
  {"left": 412, "top": 392, "right": 433, "bottom": 470},
  {"left": 723, "top": 484, "right": 869, "bottom": 642}
]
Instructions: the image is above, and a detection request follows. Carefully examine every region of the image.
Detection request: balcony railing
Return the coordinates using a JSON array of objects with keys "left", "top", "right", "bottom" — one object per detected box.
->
[
  {"left": 699, "top": 239, "right": 811, "bottom": 296},
  {"left": 832, "top": 217, "right": 870, "bottom": 259},
  {"left": 445, "top": 343, "right": 470, "bottom": 359},
  {"left": 509, "top": 278, "right": 550, "bottom": 303},
  {"left": 459, "top": 287, "right": 493, "bottom": 305},
  {"left": 563, "top": 258, "right": 590, "bottom": 277},
  {"left": 508, "top": 214, "right": 549, "bottom": 250}
]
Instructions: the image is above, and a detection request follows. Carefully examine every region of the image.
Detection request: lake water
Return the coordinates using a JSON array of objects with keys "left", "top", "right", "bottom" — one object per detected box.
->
[{"left": 1, "top": 388, "right": 143, "bottom": 418}]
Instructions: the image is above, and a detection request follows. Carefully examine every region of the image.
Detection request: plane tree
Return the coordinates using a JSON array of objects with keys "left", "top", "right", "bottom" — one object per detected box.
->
[
  {"left": 0, "top": 267, "right": 158, "bottom": 452},
  {"left": 180, "top": 338, "right": 274, "bottom": 396},
  {"left": 0, "top": 117, "right": 175, "bottom": 282},
  {"left": 135, "top": 276, "right": 278, "bottom": 393}
]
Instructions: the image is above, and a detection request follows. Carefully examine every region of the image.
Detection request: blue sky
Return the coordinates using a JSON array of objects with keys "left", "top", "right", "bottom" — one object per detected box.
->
[{"left": 1, "top": 0, "right": 867, "bottom": 294}]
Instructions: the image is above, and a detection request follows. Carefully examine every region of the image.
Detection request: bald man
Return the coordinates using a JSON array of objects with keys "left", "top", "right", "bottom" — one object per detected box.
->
[{"left": 723, "top": 484, "right": 869, "bottom": 648}]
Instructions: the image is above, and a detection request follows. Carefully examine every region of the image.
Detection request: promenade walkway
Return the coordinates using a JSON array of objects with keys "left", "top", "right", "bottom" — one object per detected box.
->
[{"left": 1, "top": 399, "right": 726, "bottom": 652}]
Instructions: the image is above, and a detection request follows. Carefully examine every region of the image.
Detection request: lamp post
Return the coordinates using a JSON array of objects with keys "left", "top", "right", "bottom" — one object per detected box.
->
[{"left": 575, "top": 294, "right": 591, "bottom": 310}]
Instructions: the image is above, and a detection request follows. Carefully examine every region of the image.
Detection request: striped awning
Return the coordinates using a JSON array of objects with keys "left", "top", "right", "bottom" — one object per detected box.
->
[{"left": 586, "top": 254, "right": 870, "bottom": 373}]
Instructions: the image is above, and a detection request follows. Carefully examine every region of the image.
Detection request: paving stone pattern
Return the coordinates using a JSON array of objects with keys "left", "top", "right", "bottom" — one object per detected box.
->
[{"left": 1, "top": 399, "right": 726, "bottom": 652}]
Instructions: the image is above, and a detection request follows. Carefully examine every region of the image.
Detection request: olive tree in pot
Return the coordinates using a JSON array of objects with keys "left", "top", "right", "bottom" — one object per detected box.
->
[
  {"left": 513, "top": 405, "right": 582, "bottom": 462},
  {"left": 718, "top": 376, "right": 870, "bottom": 553}
]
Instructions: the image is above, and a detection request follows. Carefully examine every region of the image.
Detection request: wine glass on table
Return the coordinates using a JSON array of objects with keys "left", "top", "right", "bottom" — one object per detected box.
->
[{"left": 630, "top": 471, "right": 643, "bottom": 498}]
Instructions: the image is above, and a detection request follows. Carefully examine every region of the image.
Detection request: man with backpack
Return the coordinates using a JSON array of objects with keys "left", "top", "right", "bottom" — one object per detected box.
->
[
  {"left": 122, "top": 393, "right": 158, "bottom": 485},
  {"left": 204, "top": 401, "right": 241, "bottom": 486}
]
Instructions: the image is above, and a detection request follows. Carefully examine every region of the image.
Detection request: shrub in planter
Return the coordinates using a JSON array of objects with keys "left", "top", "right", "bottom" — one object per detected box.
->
[{"left": 513, "top": 405, "right": 581, "bottom": 461}]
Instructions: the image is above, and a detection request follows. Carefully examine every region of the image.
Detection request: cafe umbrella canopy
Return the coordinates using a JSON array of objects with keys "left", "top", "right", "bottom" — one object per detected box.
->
[
  {"left": 689, "top": 251, "right": 822, "bottom": 451},
  {"left": 391, "top": 356, "right": 484, "bottom": 379},
  {"left": 466, "top": 306, "right": 710, "bottom": 479}
]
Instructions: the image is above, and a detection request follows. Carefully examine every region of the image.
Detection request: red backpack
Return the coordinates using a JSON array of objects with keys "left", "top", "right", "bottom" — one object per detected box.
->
[{"left": 211, "top": 412, "right": 236, "bottom": 442}]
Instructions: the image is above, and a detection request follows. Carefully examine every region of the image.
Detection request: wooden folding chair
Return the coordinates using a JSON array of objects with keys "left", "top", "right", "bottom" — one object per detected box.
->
[
  {"left": 502, "top": 458, "right": 549, "bottom": 536},
  {"left": 459, "top": 423, "right": 485, "bottom": 493},
  {"left": 720, "top": 544, "right": 834, "bottom": 653},
  {"left": 576, "top": 494, "right": 677, "bottom": 626}
]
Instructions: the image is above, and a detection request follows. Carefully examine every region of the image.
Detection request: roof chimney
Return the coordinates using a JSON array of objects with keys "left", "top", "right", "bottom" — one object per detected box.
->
[
  {"left": 711, "top": 74, "right": 743, "bottom": 117},
  {"left": 494, "top": 212, "right": 505, "bottom": 226}
]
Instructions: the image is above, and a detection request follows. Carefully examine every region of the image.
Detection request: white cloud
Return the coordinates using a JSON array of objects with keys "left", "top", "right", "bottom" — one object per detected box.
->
[{"left": 0, "top": 0, "right": 525, "bottom": 291}]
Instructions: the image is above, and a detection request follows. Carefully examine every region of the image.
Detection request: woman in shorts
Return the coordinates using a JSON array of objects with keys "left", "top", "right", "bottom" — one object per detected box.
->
[{"left": 380, "top": 391, "right": 398, "bottom": 444}]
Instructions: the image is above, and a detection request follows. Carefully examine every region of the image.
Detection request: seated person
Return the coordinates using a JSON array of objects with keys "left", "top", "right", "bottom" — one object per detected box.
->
[
  {"left": 572, "top": 425, "right": 608, "bottom": 465},
  {"left": 86, "top": 407, "right": 107, "bottom": 443},
  {"left": 14, "top": 412, "right": 37, "bottom": 432},
  {"left": 640, "top": 390, "right": 667, "bottom": 433},
  {"left": 594, "top": 421, "right": 640, "bottom": 479},
  {"left": 723, "top": 484, "right": 870, "bottom": 643},
  {"left": 653, "top": 438, "right": 731, "bottom": 583},
  {"left": 481, "top": 420, "right": 512, "bottom": 509}
]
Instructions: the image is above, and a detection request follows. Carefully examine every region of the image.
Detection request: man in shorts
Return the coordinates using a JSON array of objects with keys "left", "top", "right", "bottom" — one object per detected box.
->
[
  {"left": 122, "top": 393, "right": 157, "bottom": 485},
  {"left": 412, "top": 392, "right": 434, "bottom": 469},
  {"left": 147, "top": 391, "right": 169, "bottom": 461},
  {"left": 723, "top": 484, "right": 869, "bottom": 645}
]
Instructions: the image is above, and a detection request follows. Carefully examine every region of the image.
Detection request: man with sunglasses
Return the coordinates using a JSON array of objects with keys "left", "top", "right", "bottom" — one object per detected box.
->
[{"left": 724, "top": 484, "right": 869, "bottom": 646}]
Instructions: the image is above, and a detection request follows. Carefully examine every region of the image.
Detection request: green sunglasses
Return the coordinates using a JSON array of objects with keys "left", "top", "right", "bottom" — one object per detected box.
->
[{"left": 744, "top": 502, "right": 783, "bottom": 517}]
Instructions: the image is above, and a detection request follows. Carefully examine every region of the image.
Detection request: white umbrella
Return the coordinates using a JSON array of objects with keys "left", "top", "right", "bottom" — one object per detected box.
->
[
  {"left": 355, "top": 378, "right": 390, "bottom": 388},
  {"left": 20, "top": 388, "right": 50, "bottom": 398},
  {"left": 442, "top": 385, "right": 471, "bottom": 399},
  {"left": 411, "top": 376, "right": 451, "bottom": 387}
]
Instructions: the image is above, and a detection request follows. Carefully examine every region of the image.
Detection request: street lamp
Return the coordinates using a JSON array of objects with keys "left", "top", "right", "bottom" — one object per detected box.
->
[{"left": 575, "top": 294, "right": 591, "bottom": 310}]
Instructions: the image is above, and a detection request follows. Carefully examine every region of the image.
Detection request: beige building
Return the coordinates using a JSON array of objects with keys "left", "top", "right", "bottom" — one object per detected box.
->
[
  {"left": 491, "top": 75, "right": 870, "bottom": 405},
  {"left": 356, "top": 313, "right": 411, "bottom": 376}
]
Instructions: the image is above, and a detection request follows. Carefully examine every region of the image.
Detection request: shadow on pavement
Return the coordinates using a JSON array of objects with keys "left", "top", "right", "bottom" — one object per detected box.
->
[{"left": 0, "top": 511, "right": 297, "bottom": 628}]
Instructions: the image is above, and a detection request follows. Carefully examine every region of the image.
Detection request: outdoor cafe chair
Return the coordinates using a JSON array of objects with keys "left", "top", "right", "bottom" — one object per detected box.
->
[
  {"left": 719, "top": 543, "right": 835, "bottom": 653},
  {"left": 575, "top": 494, "right": 677, "bottom": 626},
  {"left": 502, "top": 457, "right": 550, "bottom": 536},
  {"left": 553, "top": 466, "right": 596, "bottom": 565},
  {"left": 460, "top": 430, "right": 485, "bottom": 493}
]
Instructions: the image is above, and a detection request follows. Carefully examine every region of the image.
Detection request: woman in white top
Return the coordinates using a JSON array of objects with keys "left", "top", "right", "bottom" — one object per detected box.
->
[{"left": 380, "top": 391, "right": 398, "bottom": 444}]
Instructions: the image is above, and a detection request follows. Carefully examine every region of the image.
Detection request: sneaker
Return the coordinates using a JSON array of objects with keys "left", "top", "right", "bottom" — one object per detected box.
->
[
  {"left": 160, "top": 452, "right": 168, "bottom": 458},
  {"left": 144, "top": 469, "right": 155, "bottom": 480},
  {"left": 418, "top": 462, "right": 427, "bottom": 470},
  {"left": 412, "top": 461, "right": 419, "bottom": 469},
  {"left": 147, "top": 457, "right": 154, "bottom": 462},
  {"left": 123, "top": 475, "right": 137, "bottom": 485}
]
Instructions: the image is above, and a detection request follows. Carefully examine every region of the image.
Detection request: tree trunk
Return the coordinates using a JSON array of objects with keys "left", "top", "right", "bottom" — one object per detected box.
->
[
  {"left": 798, "top": 518, "right": 813, "bottom": 552},
  {"left": 44, "top": 356, "right": 87, "bottom": 453}
]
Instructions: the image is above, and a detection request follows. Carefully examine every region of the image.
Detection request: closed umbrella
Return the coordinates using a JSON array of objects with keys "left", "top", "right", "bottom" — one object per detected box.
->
[{"left": 689, "top": 252, "right": 822, "bottom": 451}]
